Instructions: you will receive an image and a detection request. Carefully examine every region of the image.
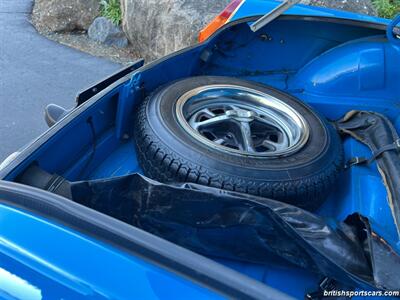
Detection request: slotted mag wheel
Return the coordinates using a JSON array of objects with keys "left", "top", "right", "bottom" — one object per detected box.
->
[{"left": 175, "top": 84, "right": 310, "bottom": 157}]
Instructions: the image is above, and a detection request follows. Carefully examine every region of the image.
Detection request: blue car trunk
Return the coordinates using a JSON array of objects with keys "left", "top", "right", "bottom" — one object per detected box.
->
[{"left": 2, "top": 16, "right": 400, "bottom": 298}]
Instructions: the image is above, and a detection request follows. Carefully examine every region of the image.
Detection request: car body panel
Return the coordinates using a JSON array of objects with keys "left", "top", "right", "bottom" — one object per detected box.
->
[
  {"left": 1, "top": 1, "right": 399, "bottom": 299},
  {"left": 0, "top": 180, "right": 289, "bottom": 300},
  {"left": 0, "top": 203, "right": 223, "bottom": 300},
  {"left": 230, "top": 0, "right": 390, "bottom": 25}
]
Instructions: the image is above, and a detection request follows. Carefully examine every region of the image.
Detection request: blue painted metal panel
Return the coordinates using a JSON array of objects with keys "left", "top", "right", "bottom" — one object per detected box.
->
[
  {"left": 0, "top": 204, "right": 222, "bottom": 300},
  {"left": 89, "top": 141, "right": 140, "bottom": 180},
  {"left": 231, "top": 0, "right": 390, "bottom": 24},
  {"left": 2, "top": 4, "right": 400, "bottom": 299},
  {"left": 290, "top": 37, "right": 400, "bottom": 100}
]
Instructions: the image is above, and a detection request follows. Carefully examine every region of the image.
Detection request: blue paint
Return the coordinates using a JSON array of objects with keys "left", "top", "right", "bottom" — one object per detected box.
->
[
  {"left": 231, "top": 0, "right": 390, "bottom": 25},
  {"left": 387, "top": 14, "right": 400, "bottom": 45},
  {"left": 290, "top": 37, "right": 400, "bottom": 101},
  {"left": 0, "top": 204, "right": 222, "bottom": 300},
  {"left": 2, "top": 1, "right": 400, "bottom": 299},
  {"left": 89, "top": 141, "right": 140, "bottom": 180}
]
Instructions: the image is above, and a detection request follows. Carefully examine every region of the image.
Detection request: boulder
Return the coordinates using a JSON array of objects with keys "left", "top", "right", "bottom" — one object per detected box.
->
[
  {"left": 301, "top": 0, "right": 377, "bottom": 16},
  {"left": 121, "top": 0, "right": 378, "bottom": 61},
  {"left": 88, "top": 17, "right": 128, "bottom": 48},
  {"left": 121, "top": 0, "right": 231, "bottom": 60},
  {"left": 32, "top": 0, "right": 100, "bottom": 33}
]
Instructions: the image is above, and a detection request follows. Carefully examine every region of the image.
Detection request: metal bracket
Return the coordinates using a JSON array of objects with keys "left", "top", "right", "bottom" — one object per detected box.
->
[
  {"left": 129, "top": 72, "right": 143, "bottom": 91},
  {"left": 250, "top": 0, "right": 301, "bottom": 32},
  {"left": 387, "top": 14, "right": 400, "bottom": 45},
  {"left": 76, "top": 59, "right": 144, "bottom": 106}
]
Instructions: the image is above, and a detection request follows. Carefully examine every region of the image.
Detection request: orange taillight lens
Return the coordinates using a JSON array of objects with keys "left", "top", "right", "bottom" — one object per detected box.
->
[{"left": 198, "top": 0, "right": 244, "bottom": 42}]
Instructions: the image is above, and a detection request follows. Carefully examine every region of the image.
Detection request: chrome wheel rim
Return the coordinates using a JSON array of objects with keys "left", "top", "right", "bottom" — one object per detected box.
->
[{"left": 175, "top": 84, "right": 310, "bottom": 157}]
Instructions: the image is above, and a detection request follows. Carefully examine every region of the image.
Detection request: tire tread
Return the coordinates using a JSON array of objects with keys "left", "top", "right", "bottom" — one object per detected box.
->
[{"left": 134, "top": 96, "right": 343, "bottom": 210}]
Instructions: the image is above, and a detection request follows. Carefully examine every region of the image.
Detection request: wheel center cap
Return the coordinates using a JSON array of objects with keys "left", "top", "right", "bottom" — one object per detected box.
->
[{"left": 226, "top": 109, "right": 257, "bottom": 122}]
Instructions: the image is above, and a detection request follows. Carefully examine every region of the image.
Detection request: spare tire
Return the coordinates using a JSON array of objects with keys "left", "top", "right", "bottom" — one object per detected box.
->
[{"left": 134, "top": 76, "right": 343, "bottom": 210}]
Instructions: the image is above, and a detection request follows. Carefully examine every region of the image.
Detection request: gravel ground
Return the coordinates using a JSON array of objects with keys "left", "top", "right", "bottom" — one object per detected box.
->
[{"left": 33, "top": 26, "right": 141, "bottom": 65}]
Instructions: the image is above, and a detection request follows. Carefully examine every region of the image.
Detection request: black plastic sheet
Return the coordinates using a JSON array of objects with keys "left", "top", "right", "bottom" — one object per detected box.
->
[
  {"left": 337, "top": 111, "right": 400, "bottom": 239},
  {"left": 70, "top": 174, "right": 400, "bottom": 290}
]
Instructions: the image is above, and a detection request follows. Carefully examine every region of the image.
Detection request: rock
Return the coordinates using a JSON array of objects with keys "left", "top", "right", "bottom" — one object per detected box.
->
[
  {"left": 301, "top": 0, "right": 377, "bottom": 16},
  {"left": 32, "top": 0, "right": 100, "bottom": 33},
  {"left": 121, "top": 0, "right": 231, "bottom": 60},
  {"left": 88, "top": 17, "right": 128, "bottom": 48}
]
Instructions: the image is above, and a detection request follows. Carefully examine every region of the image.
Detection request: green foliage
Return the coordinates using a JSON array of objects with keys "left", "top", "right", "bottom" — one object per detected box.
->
[
  {"left": 100, "top": 0, "right": 122, "bottom": 25},
  {"left": 372, "top": 0, "right": 400, "bottom": 19}
]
